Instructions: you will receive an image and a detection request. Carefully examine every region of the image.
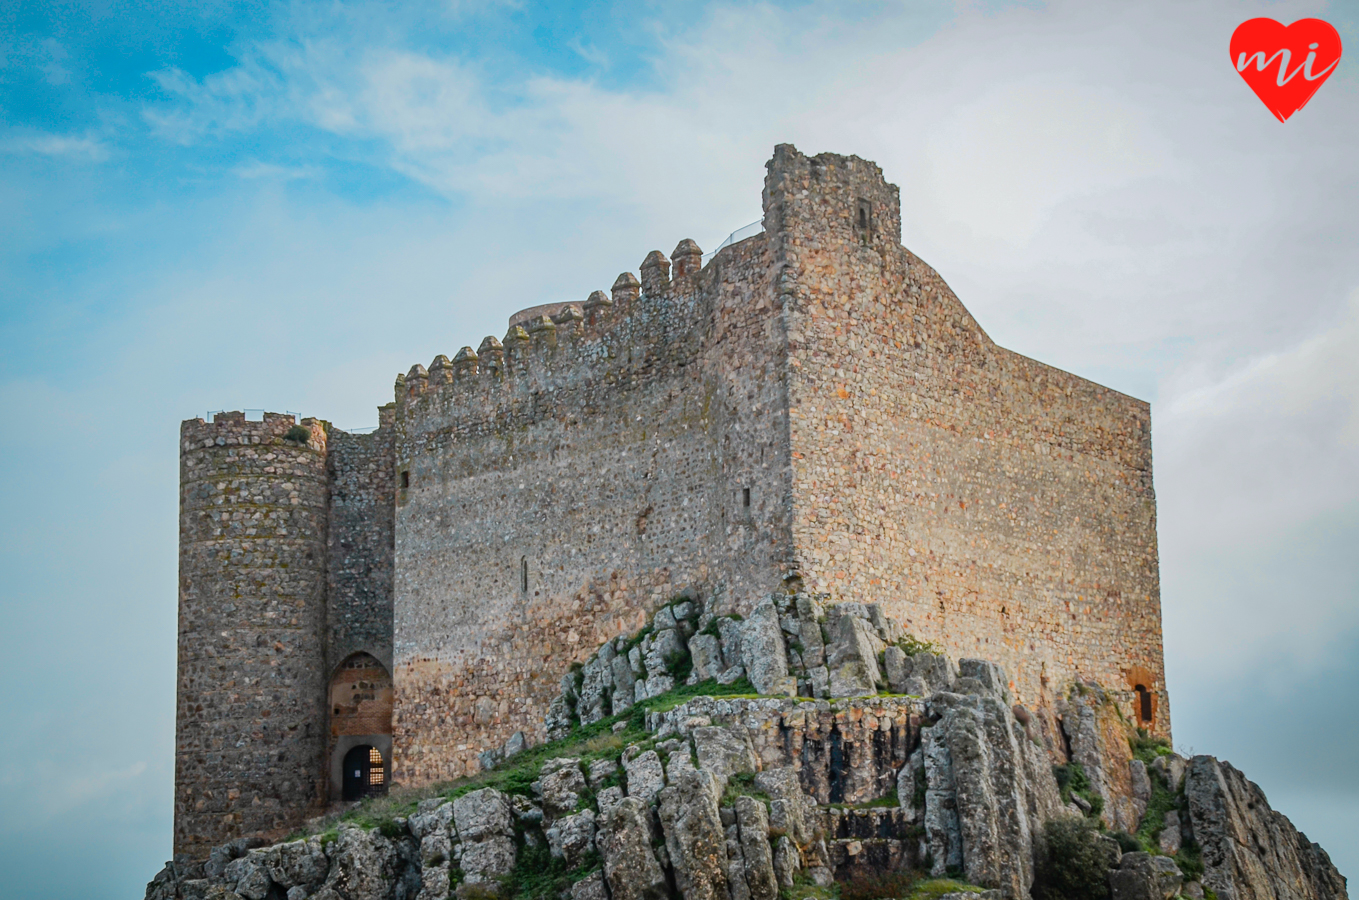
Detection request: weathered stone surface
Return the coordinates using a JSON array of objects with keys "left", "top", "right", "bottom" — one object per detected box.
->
[
  {"left": 725, "top": 825, "right": 752, "bottom": 900},
  {"left": 459, "top": 837, "right": 516, "bottom": 883},
  {"left": 408, "top": 800, "right": 455, "bottom": 841},
  {"left": 1184, "top": 755, "right": 1348, "bottom": 900},
  {"left": 264, "top": 839, "right": 330, "bottom": 889},
  {"left": 624, "top": 749, "right": 666, "bottom": 804},
  {"left": 547, "top": 809, "right": 598, "bottom": 870},
  {"left": 756, "top": 767, "right": 815, "bottom": 846},
  {"left": 825, "top": 610, "right": 883, "bottom": 698},
  {"left": 1109, "top": 852, "right": 1182, "bottom": 900},
  {"left": 773, "top": 836, "right": 799, "bottom": 889},
  {"left": 1152, "top": 754, "right": 1188, "bottom": 794},
  {"left": 454, "top": 788, "right": 513, "bottom": 841},
  {"left": 539, "top": 758, "right": 588, "bottom": 820},
  {"left": 611, "top": 655, "right": 637, "bottom": 715},
  {"left": 596, "top": 785, "right": 624, "bottom": 818},
  {"left": 911, "top": 653, "right": 957, "bottom": 694},
  {"left": 598, "top": 797, "right": 668, "bottom": 900},
  {"left": 689, "top": 633, "right": 724, "bottom": 682},
  {"left": 225, "top": 854, "right": 272, "bottom": 900},
  {"left": 742, "top": 600, "right": 791, "bottom": 696},
  {"left": 320, "top": 827, "right": 413, "bottom": 900},
  {"left": 1130, "top": 760, "right": 1151, "bottom": 824},
  {"left": 571, "top": 871, "right": 610, "bottom": 900},
  {"left": 925, "top": 689, "right": 1064, "bottom": 897},
  {"left": 692, "top": 725, "right": 757, "bottom": 790},
  {"left": 658, "top": 769, "right": 729, "bottom": 900},
  {"left": 735, "top": 797, "right": 779, "bottom": 900},
  {"left": 590, "top": 758, "right": 621, "bottom": 789},
  {"left": 883, "top": 647, "right": 909, "bottom": 694},
  {"left": 645, "top": 628, "right": 686, "bottom": 680},
  {"left": 1158, "top": 810, "right": 1182, "bottom": 855},
  {"left": 1062, "top": 684, "right": 1140, "bottom": 833}
]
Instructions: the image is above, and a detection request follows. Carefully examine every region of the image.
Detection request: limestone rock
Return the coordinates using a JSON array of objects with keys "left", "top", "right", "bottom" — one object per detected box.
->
[
  {"left": 623, "top": 749, "right": 666, "bottom": 804},
  {"left": 1062, "top": 684, "right": 1140, "bottom": 832},
  {"left": 883, "top": 646, "right": 909, "bottom": 694},
  {"left": 773, "top": 836, "right": 799, "bottom": 889},
  {"left": 320, "top": 827, "right": 410, "bottom": 900},
  {"left": 454, "top": 788, "right": 514, "bottom": 841},
  {"left": 1152, "top": 754, "right": 1188, "bottom": 794},
  {"left": 735, "top": 797, "right": 779, "bottom": 900},
  {"left": 1130, "top": 760, "right": 1151, "bottom": 825},
  {"left": 598, "top": 797, "right": 668, "bottom": 900},
  {"left": 589, "top": 758, "right": 620, "bottom": 789},
  {"left": 547, "top": 809, "right": 598, "bottom": 870},
  {"left": 658, "top": 769, "right": 729, "bottom": 900},
  {"left": 689, "top": 633, "right": 724, "bottom": 682},
  {"left": 925, "top": 690, "right": 1065, "bottom": 897},
  {"left": 459, "top": 837, "right": 516, "bottom": 883},
  {"left": 692, "top": 725, "right": 757, "bottom": 791},
  {"left": 1184, "top": 755, "right": 1348, "bottom": 900},
  {"left": 571, "top": 871, "right": 609, "bottom": 900},
  {"left": 224, "top": 854, "right": 272, "bottom": 900},
  {"left": 408, "top": 800, "right": 455, "bottom": 841},
  {"left": 1109, "top": 852, "right": 1182, "bottom": 900},
  {"left": 742, "top": 600, "right": 792, "bottom": 696},
  {"left": 611, "top": 655, "right": 637, "bottom": 715},
  {"left": 717, "top": 617, "right": 745, "bottom": 671},
  {"left": 264, "top": 839, "right": 330, "bottom": 889},
  {"left": 825, "top": 610, "right": 883, "bottom": 697},
  {"left": 645, "top": 628, "right": 686, "bottom": 680},
  {"left": 596, "top": 785, "right": 625, "bottom": 818},
  {"left": 911, "top": 653, "right": 957, "bottom": 694},
  {"left": 755, "top": 767, "right": 815, "bottom": 846},
  {"left": 1158, "top": 810, "right": 1182, "bottom": 855},
  {"left": 538, "top": 758, "right": 588, "bottom": 820}
]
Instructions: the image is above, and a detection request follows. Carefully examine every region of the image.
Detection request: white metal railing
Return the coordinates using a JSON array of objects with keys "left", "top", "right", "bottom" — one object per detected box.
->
[{"left": 702, "top": 219, "right": 764, "bottom": 265}]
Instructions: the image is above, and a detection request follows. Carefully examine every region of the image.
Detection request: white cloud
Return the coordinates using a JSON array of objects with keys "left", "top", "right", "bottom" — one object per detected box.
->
[{"left": 1, "top": 130, "right": 109, "bottom": 161}]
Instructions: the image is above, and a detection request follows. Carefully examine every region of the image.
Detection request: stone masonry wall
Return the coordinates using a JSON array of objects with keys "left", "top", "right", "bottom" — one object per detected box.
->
[
  {"left": 764, "top": 145, "right": 1167, "bottom": 736},
  {"left": 176, "top": 412, "right": 330, "bottom": 858},
  {"left": 326, "top": 413, "right": 396, "bottom": 675},
  {"left": 390, "top": 233, "right": 796, "bottom": 786}
]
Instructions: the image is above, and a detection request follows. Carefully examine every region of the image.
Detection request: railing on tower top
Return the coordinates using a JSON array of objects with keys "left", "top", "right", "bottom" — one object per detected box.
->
[{"left": 702, "top": 220, "right": 764, "bottom": 266}]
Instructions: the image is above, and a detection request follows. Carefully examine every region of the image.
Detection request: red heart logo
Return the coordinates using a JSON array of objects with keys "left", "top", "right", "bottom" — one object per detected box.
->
[{"left": 1231, "top": 18, "right": 1343, "bottom": 121}]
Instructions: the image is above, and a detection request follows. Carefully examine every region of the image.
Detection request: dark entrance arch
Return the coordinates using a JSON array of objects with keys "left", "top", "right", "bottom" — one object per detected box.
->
[{"left": 342, "top": 744, "right": 386, "bottom": 801}]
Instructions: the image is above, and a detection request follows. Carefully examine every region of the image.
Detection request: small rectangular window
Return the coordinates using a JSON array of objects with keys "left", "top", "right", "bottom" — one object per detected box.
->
[
  {"left": 400, "top": 471, "right": 410, "bottom": 489},
  {"left": 521, "top": 557, "right": 529, "bottom": 593},
  {"left": 742, "top": 487, "right": 751, "bottom": 508}
]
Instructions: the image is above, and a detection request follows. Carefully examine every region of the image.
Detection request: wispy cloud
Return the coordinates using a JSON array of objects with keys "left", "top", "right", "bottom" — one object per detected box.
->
[{"left": 1, "top": 129, "right": 109, "bottom": 161}]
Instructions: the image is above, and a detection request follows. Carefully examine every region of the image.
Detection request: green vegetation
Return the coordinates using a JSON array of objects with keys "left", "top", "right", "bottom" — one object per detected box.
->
[
  {"left": 781, "top": 873, "right": 839, "bottom": 900},
  {"left": 834, "top": 871, "right": 982, "bottom": 900},
  {"left": 905, "top": 880, "right": 984, "bottom": 900},
  {"left": 1033, "top": 817, "right": 1112, "bottom": 900},
  {"left": 1053, "top": 763, "right": 1104, "bottom": 820},
  {"left": 284, "top": 424, "right": 311, "bottom": 443},
  {"left": 895, "top": 635, "right": 939, "bottom": 657},
  {"left": 505, "top": 842, "right": 601, "bottom": 900},
  {"left": 299, "top": 675, "right": 759, "bottom": 839},
  {"left": 723, "top": 772, "right": 770, "bottom": 806}
]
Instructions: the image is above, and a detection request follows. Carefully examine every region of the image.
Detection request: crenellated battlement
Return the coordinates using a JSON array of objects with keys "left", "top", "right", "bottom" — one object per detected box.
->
[
  {"left": 180, "top": 411, "right": 328, "bottom": 453},
  {"left": 391, "top": 232, "right": 772, "bottom": 446}
]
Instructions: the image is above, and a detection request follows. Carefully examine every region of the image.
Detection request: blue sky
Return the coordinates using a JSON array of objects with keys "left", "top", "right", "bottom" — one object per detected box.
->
[{"left": 2, "top": 1, "right": 1357, "bottom": 897}]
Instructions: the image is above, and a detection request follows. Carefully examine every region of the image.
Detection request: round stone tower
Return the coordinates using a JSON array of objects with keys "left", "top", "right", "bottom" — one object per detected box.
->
[{"left": 175, "top": 411, "right": 329, "bottom": 858}]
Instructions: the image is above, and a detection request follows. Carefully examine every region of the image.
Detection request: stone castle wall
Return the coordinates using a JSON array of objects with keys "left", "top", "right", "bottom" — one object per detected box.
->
[
  {"left": 326, "top": 413, "right": 396, "bottom": 674},
  {"left": 175, "top": 412, "right": 331, "bottom": 858},
  {"left": 765, "top": 145, "right": 1165, "bottom": 733},
  {"left": 173, "top": 144, "right": 1170, "bottom": 851},
  {"left": 389, "top": 232, "right": 797, "bottom": 785}
]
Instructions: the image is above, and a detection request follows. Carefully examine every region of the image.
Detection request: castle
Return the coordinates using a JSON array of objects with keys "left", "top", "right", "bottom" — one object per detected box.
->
[{"left": 174, "top": 144, "right": 1166, "bottom": 860}]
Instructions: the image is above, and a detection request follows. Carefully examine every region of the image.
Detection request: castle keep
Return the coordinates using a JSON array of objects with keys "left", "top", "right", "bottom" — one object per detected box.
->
[{"left": 175, "top": 145, "right": 1167, "bottom": 858}]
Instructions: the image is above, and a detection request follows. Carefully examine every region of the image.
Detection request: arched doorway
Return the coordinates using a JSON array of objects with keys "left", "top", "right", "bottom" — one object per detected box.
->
[
  {"left": 1126, "top": 665, "right": 1158, "bottom": 730},
  {"left": 329, "top": 653, "right": 393, "bottom": 802},
  {"left": 342, "top": 745, "right": 387, "bottom": 801}
]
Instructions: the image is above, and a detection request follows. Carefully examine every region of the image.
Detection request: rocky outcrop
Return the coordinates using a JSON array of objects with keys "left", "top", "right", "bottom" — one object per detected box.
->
[
  {"left": 1185, "top": 756, "right": 1348, "bottom": 900},
  {"left": 148, "top": 591, "right": 1348, "bottom": 900}
]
